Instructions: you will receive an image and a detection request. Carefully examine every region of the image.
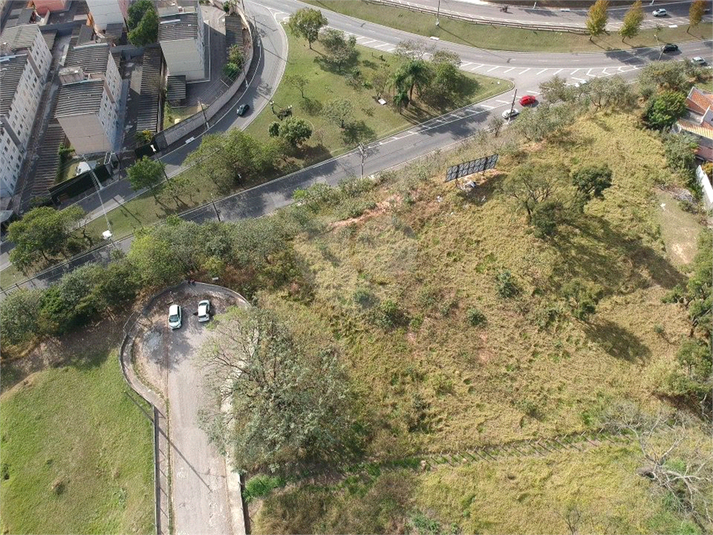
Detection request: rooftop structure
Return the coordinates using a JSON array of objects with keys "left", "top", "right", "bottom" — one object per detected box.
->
[{"left": 158, "top": 0, "right": 205, "bottom": 82}]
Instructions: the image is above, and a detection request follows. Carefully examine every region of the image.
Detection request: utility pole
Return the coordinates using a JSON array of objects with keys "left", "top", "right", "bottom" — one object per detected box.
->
[
  {"left": 358, "top": 143, "right": 367, "bottom": 178},
  {"left": 199, "top": 99, "right": 209, "bottom": 131},
  {"left": 211, "top": 195, "right": 221, "bottom": 221},
  {"left": 85, "top": 155, "right": 113, "bottom": 237},
  {"left": 508, "top": 89, "right": 518, "bottom": 118},
  {"left": 436, "top": 0, "right": 441, "bottom": 26}
]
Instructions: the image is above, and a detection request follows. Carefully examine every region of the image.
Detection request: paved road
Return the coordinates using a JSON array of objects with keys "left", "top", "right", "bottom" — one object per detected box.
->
[
  {"left": 381, "top": 0, "right": 713, "bottom": 30},
  {"left": 1, "top": 0, "right": 711, "bottom": 289}
]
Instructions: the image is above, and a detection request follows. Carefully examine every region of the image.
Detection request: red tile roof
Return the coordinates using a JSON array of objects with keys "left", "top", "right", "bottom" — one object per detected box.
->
[{"left": 686, "top": 88, "right": 713, "bottom": 115}]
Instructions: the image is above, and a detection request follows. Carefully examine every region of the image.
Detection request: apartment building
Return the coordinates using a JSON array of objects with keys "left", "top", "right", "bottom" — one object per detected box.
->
[
  {"left": 86, "top": 0, "right": 129, "bottom": 31},
  {"left": 0, "top": 25, "right": 52, "bottom": 198},
  {"left": 158, "top": 0, "right": 205, "bottom": 81},
  {"left": 55, "top": 42, "right": 121, "bottom": 154}
]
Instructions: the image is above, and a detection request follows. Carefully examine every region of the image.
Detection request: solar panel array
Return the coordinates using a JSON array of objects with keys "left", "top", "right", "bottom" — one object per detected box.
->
[{"left": 445, "top": 154, "right": 499, "bottom": 182}]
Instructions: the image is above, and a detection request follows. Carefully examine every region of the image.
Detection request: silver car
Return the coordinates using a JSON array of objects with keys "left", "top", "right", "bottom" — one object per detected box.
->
[
  {"left": 168, "top": 304, "right": 182, "bottom": 330},
  {"left": 197, "top": 300, "right": 211, "bottom": 323}
]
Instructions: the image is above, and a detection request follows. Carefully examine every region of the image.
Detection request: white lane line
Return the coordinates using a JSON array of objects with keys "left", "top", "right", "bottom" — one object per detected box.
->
[
  {"left": 481, "top": 104, "right": 494, "bottom": 109},
  {"left": 503, "top": 67, "right": 514, "bottom": 74},
  {"left": 537, "top": 68, "right": 548, "bottom": 75},
  {"left": 469, "top": 64, "right": 484, "bottom": 70},
  {"left": 519, "top": 68, "right": 531, "bottom": 75},
  {"left": 487, "top": 66, "right": 499, "bottom": 72},
  {"left": 461, "top": 61, "right": 472, "bottom": 67},
  {"left": 528, "top": 90, "right": 541, "bottom": 95},
  {"left": 571, "top": 68, "right": 580, "bottom": 75},
  {"left": 374, "top": 43, "right": 390, "bottom": 48},
  {"left": 552, "top": 68, "right": 563, "bottom": 75},
  {"left": 359, "top": 39, "right": 376, "bottom": 45},
  {"left": 587, "top": 68, "right": 595, "bottom": 77},
  {"left": 496, "top": 99, "right": 511, "bottom": 104}
]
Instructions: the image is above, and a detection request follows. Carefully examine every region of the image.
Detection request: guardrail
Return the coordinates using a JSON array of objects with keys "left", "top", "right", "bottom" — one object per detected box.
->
[{"left": 364, "top": 0, "right": 589, "bottom": 34}]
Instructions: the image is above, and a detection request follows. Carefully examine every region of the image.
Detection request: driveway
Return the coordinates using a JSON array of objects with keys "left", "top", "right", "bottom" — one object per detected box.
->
[{"left": 132, "top": 283, "right": 248, "bottom": 535}]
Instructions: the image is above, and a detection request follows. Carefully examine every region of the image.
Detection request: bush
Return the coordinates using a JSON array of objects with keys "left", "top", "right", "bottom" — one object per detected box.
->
[
  {"left": 243, "top": 475, "right": 286, "bottom": 503},
  {"left": 353, "top": 287, "right": 377, "bottom": 308},
  {"left": 373, "top": 299, "right": 409, "bottom": 329},
  {"left": 642, "top": 90, "right": 687, "bottom": 130},
  {"left": 530, "top": 200, "right": 563, "bottom": 238},
  {"left": 466, "top": 307, "right": 487, "bottom": 327},
  {"left": 495, "top": 270, "right": 520, "bottom": 298},
  {"left": 561, "top": 278, "right": 603, "bottom": 321}
]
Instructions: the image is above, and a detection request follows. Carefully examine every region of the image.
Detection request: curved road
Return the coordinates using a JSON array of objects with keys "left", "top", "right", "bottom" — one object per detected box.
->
[{"left": 2, "top": 0, "right": 711, "bottom": 289}]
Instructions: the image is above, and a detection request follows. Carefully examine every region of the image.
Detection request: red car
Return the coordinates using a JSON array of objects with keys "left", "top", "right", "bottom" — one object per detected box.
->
[{"left": 519, "top": 95, "right": 537, "bottom": 106}]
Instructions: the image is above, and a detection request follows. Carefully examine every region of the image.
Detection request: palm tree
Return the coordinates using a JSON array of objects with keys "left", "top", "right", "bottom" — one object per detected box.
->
[
  {"left": 396, "top": 60, "right": 432, "bottom": 101},
  {"left": 393, "top": 91, "right": 410, "bottom": 113}
]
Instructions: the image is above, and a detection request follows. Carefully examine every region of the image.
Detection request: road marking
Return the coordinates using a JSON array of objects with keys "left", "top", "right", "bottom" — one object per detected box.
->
[
  {"left": 536, "top": 68, "right": 549, "bottom": 75},
  {"left": 496, "top": 99, "right": 511, "bottom": 104},
  {"left": 587, "top": 68, "right": 595, "bottom": 77},
  {"left": 487, "top": 65, "right": 499, "bottom": 72},
  {"left": 552, "top": 68, "right": 563, "bottom": 75},
  {"left": 481, "top": 104, "right": 494, "bottom": 109},
  {"left": 461, "top": 61, "right": 472, "bottom": 67},
  {"left": 503, "top": 67, "right": 514, "bottom": 74},
  {"left": 519, "top": 68, "right": 530, "bottom": 75},
  {"left": 374, "top": 43, "right": 390, "bottom": 48},
  {"left": 570, "top": 68, "right": 580, "bottom": 75}
]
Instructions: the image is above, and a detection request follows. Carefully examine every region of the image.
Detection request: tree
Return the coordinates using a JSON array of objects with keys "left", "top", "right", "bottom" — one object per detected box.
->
[
  {"left": 637, "top": 61, "right": 707, "bottom": 96},
  {"left": 323, "top": 98, "right": 354, "bottom": 129},
  {"left": 561, "top": 278, "right": 603, "bottom": 321},
  {"left": 619, "top": 0, "right": 643, "bottom": 41},
  {"left": 514, "top": 102, "right": 576, "bottom": 142},
  {"left": 127, "top": 0, "right": 158, "bottom": 47},
  {"left": 392, "top": 59, "right": 432, "bottom": 101},
  {"left": 488, "top": 115, "right": 504, "bottom": 137},
  {"left": 223, "top": 62, "right": 240, "bottom": 80},
  {"left": 227, "top": 45, "right": 244, "bottom": 70},
  {"left": 127, "top": 156, "right": 166, "bottom": 197},
  {"left": 394, "top": 39, "right": 433, "bottom": 61},
  {"left": 571, "top": 164, "right": 613, "bottom": 210},
  {"left": 586, "top": 0, "right": 609, "bottom": 41},
  {"left": 500, "top": 162, "right": 568, "bottom": 221},
  {"left": 539, "top": 75, "right": 575, "bottom": 103},
  {"left": 285, "top": 74, "right": 308, "bottom": 98},
  {"left": 268, "top": 121, "right": 281, "bottom": 137},
  {"left": 0, "top": 288, "right": 43, "bottom": 346},
  {"left": 689, "top": 0, "right": 707, "bottom": 29},
  {"left": 8, "top": 205, "right": 85, "bottom": 270},
  {"left": 531, "top": 200, "right": 564, "bottom": 238},
  {"left": 663, "top": 132, "right": 698, "bottom": 174},
  {"left": 199, "top": 307, "right": 351, "bottom": 470},
  {"left": 585, "top": 75, "right": 636, "bottom": 110},
  {"left": 431, "top": 61, "right": 462, "bottom": 96},
  {"left": 392, "top": 91, "right": 410, "bottom": 113},
  {"left": 135, "top": 129, "right": 153, "bottom": 145},
  {"left": 642, "top": 90, "right": 687, "bottom": 130},
  {"left": 370, "top": 65, "right": 391, "bottom": 99},
  {"left": 127, "top": 229, "right": 185, "bottom": 288},
  {"left": 320, "top": 28, "right": 358, "bottom": 71},
  {"left": 278, "top": 117, "right": 312, "bottom": 147},
  {"left": 287, "top": 8, "right": 327, "bottom": 49}
]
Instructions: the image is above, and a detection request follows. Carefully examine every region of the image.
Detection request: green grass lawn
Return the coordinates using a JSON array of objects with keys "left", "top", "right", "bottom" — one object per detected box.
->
[
  {"left": 0, "top": 344, "right": 154, "bottom": 534},
  {"left": 305, "top": 0, "right": 712, "bottom": 53},
  {"left": 245, "top": 31, "right": 510, "bottom": 159}
]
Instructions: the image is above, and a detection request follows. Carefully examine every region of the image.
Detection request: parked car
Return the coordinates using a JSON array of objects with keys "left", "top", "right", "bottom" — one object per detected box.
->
[
  {"left": 502, "top": 108, "right": 520, "bottom": 120},
  {"left": 168, "top": 304, "right": 182, "bottom": 330},
  {"left": 237, "top": 104, "right": 250, "bottom": 116},
  {"left": 652, "top": 8, "right": 667, "bottom": 17},
  {"left": 519, "top": 95, "right": 537, "bottom": 106},
  {"left": 197, "top": 300, "right": 211, "bottom": 323},
  {"left": 662, "top": 43, "right": 679, "bottom": 53},
  {"left": 691, "top": 57, "right": 708, "bottom": 66}
]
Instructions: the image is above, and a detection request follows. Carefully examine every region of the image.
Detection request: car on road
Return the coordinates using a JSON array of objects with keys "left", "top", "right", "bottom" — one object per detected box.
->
[
  {"left": 168, "top": 304, "right": 182, "bottom": 330},
  {"left": 691, "top": 57, "right": 708, "bottom": 66},
  {"left": 197, "top": 300, "right": 211, "bottom": 323},
  {"left": 502, "top": 108, "right": 520, "bottom": 120},
  {"left": 237, "top": 104, "right": 250, "bottom": 116},
  {"left": 662, "top": 43, "right": 679, "bottom": 53},
  {"left": 519, "top": 95, "right": 537, "bottom": 106},
  {"left": 652, "top": 8, "right": 667, "bottom": 17}
]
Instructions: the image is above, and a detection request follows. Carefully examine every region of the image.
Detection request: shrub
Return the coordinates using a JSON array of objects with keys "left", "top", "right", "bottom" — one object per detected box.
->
[
  {"left": 373, "top": 299, "right": 409, "bottom": 329},
  {"left": 243, "top": 475, "right": 286, "bottom": 503},
  {"left": 466, "top": 307, "right": 487, "bottom": 327},
  {"left": 495, "top": 270, "right": 520, "bottom": 298},
  {"left": 353, "top": 287, "right": 377, "bottom": 308}
]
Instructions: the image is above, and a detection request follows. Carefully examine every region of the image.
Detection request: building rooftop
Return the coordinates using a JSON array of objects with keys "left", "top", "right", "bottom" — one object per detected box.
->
[
  {"left": 678, "top": 119, "right": 713, "bottom": 141},
  {"left": 159, "top": 12, "right": 200, "bottom": 41},
  {"left": 0, "top": 24, "right": 41, "bottom": 54},
  {"left": 686, "top": 87, "right": 713, "bottom": 115},
  {"left": 0, "top": 55, "right": 28, "bottom": 116},
  {"left": 55, "top": 79, "right": 105, "bottom": 117},
  {"left": 65, "top": 42, "right": 112, "bottom": 74},
  {"left": 157, "top": 0, "right": 198, "bottom": 17}
]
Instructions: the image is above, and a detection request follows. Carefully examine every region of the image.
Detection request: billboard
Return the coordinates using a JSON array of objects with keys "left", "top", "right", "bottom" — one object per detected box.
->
[{"left": 445, "top": 154, "right": 499, "bottom": 182}]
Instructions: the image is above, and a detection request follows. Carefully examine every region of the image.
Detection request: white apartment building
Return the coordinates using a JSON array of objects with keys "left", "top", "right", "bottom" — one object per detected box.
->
[
  {"left": 158, "top": 1, "right": 205, "bottom": 81},
  {"left": 0, "top": 25, "right": 52, "bottom": 198},
  {"left": 55, "top": 43, "right": 121, "bottom": 154},
  {"left": 86, "top": 0, "right": 129, "bottom": 31}
]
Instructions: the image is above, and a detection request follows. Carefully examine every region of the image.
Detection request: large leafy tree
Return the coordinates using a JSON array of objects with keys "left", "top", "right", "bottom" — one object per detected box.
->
[
  {"left": 287, "top": 8, "right": 327, "bottom": 49},
  {"left": 127, "top": 228, "right": 185, "bottom": 288},
  {"left": 689, "top": 0, "right": 707, "bottom": 29},
  {"left": 539, "top": 75, "right": 575, "bottom": 103},
  {"left": 323, "top": 98, "right": 354, "bottom": 129},
  {"left": 127, "top": 156, "right": 166, "bottom": 197},
  {"left": 619, "top": 0, "right": 643, "bottom": 42},
  {"left": 277, "top": 117, "right": 313, "bottom": 147},
  {"left": 571, "top": 164, "right": 613, "bottom": 210},
  {"left": 320, "top": 28, "right": 358, "bottom": 72},
  {"left": 8, "top": 205, "right": 85, "bottom": 271},
  {"left": 0, "top": 288, "right": 43, "bottom": 346},
  {"left": 199, "top": 307, "right": 352, "bottom": 470},
  {"left": 392, "top": 59, "right": 432, "bottom": 101},
  {"left": 127, "top": 0, "right": 158, "bottom": 46},
  {"left": 500, "top": 162, "right": 568, "bottom": 221},
  {"left": 586, "top": 0, "right": 609, "bottom": 41},
  {"left": 642, "top": 90, "right": 687, "bottom": 130}
]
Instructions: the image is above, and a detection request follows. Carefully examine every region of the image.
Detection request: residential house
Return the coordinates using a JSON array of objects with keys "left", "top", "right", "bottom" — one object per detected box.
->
[{"left": 676, "top": 87, "right": 713, "bottom": 162}]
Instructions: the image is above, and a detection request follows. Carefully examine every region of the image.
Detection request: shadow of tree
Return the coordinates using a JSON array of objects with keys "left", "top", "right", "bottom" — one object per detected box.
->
[
  {"left": 301, "top": 97, "right": 323, "bottom": 116},
  {"left": 584, "top": 319, "right": 651, "bottom": 362},
  {"left": 302, "top": 143, "right": 332, "bottom": 166},
  {"left": 342, "top": 121, "right": 377, "bottom": 145},
  {"left": 314, "top": 54, "right": 360, "bottom": 76}
]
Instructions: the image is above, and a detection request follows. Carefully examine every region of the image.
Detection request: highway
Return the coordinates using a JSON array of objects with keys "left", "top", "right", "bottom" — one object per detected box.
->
[{"left": 1, "top": 0, "right": 711, "bottom": 291}]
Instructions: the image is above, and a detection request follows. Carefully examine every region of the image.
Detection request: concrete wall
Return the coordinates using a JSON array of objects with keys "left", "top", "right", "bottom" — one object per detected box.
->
[{"left": 696, "top": 166, "right": 713, "bottom": 211}]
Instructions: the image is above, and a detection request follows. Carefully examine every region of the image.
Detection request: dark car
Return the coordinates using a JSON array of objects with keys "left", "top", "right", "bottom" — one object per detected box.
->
[
  {"left": 237, "top": 104, "right": 250, "bottom": 116},
  {"left": 519, "top": 95, "right": 537, "bottom": 106},
  {"left": 662, "top": 43, "right": 679, "bottom": 53}
]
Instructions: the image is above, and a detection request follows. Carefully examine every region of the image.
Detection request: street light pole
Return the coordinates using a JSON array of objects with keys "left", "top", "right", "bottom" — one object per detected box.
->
[
  {"left": 84, "top": 155, "right": 112, "bottom": 237},
  {"left": 358, "top": 143, "right": 367, "bottom": 178},
  {"left": 211, "top": 195, "right": 221, "bottom": 221},
  {"left": 199, "top": 99, "right": 209, "bottom": 132},
  {"left": 436, "top": 0, "right": 441, "bottom": 26}
]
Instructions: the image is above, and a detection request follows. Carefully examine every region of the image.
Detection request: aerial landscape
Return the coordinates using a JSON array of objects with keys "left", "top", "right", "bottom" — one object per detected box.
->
[{"left": 0, "top": 0, "right": 711, "bottom": 533}]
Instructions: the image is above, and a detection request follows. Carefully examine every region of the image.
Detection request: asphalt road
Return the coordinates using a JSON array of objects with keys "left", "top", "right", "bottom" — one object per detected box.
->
[
  {"left": 2, "top": 0, "right": 712, "bottom": 290},
  {"left": 383, "top": 0, "right": 713, "bottom": 30}
]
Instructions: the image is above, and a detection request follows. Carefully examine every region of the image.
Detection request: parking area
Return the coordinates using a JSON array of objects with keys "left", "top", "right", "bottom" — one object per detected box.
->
[{"left": 132, "top": 282, "right": 247, "bottom": 535}]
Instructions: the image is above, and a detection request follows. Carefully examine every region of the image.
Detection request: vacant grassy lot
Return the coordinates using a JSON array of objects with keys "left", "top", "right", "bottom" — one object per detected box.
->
[
  {"left": 246, "top": 111, "right": 709, "bottom": 531},
  {"left": 0, "top": 342, "right": 154, "bottom": 534},
  {"left": 253, "top": 439, "right": 707, "bottom": 534},
  {"left": 245, "top": 31, "right": 509, "bottom": 159},
  {"left": 306, "top": 0, "right": 712, "bottom": 53}
]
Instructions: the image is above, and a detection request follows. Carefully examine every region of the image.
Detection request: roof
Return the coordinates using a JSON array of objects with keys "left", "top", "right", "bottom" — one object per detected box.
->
[
  {"left": 695, "top": 145, "right": 713, "bottom": 162},
  {"left": 65, "top": 42, "right": 111, "bottom": 74},
  {"left": 166, "top": 75, "right": 186, "bottom": 102},
  {"left": 55, "top": 79, "right": 105, "bottom": 117},
  {"left": 225, "top": 14, "right": 244, "bottom": 48},
  {"left": 76, "top": 24, "right": 95, "bottom": 46},
  {"left": 159, "top": 12, "right": 199, "bottom": 41},
  {"left": 0, "top": 55, "right": 28, "bottom": 116},
  {"left": 0, "top": 24, "right": 40, "bottom": 53},
  {"left": 678, "top": 119, "right": 713, "bottom": 141},
  {"left": 686, "top": 87, "right": 713, "bottom": 115}
]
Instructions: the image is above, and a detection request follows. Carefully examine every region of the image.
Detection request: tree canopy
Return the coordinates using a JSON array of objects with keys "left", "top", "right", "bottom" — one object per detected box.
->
[
  {"left": 127, "top": 0, "right": 158, "bottom": 46},
  {"left": 619, "top": 0, "right": 643, "bottom": 41},
  {"left": 586, "top": 0, "right": 609, "bottom": 40},
  {"left": 287, "top": 8, "right": 328, "bottom": 49},
  {"left": 127, "top": 156, "right": 166, "bottom": 195}
]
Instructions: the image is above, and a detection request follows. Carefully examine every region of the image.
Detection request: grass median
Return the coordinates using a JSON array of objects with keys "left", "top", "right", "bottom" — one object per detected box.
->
[{"left": 305, "top": 0, "right": 712, "bottom": 53}]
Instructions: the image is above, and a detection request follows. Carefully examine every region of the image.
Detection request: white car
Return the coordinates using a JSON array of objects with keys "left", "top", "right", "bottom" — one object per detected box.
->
[
  {"left": 691, "top": 57, "right": 708, "bottom": 66},
  {"left": 197, "top": 300, "right": 211, "bottom": 323},
  {"left": 652, "top": 8, "right": 667, "bottom": 17},
  {"left": 168, "top": 304, "right": 182, "bottom": 330},
  {"left": 502, "top": 108, "right": 520, "bottom": 120}
]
